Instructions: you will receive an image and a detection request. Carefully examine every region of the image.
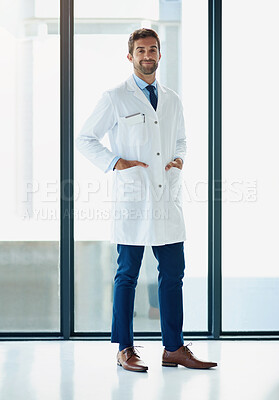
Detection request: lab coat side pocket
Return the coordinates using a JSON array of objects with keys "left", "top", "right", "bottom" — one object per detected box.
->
[
  {"left": 115, "top": 166, "right": 146, "bottom": 202},
  {"left": 168, "top": 167, "right": 183, "bottom": 205}
]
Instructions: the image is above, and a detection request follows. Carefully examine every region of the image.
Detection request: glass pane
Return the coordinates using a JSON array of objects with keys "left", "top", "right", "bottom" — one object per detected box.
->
[
  {"left": 74, "top": 0, "right": 208, "bottom": 333},
  {"left": 75, "top": 0, "right": 159, "bottom": 19},
  {"left": 182, "top": 0, "right": 208, "bottom": 332},
  {"left": 0, "top": 0, "right": 60, "bottom": 331},
  {"left": 222, "top": 0, "right": 279, "bottom": 331}
]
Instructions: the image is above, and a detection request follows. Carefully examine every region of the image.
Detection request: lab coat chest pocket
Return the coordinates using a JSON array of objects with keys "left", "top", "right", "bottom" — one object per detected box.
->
[{"left": 119, "top": 114, "right": 147, "bottom": 146}]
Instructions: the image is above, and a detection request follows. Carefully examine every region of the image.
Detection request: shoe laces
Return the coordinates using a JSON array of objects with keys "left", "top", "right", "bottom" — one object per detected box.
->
[
  {"left": 184, "top": 342, "right": 193, "bottom": 356},
  {"left": 123, "top": 346, "right": 143, "bottom": 361}
]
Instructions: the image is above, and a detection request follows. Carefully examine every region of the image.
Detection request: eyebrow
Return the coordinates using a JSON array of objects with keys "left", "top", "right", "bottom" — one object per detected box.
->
[{"left": 135, "top": 45, "right": 158, "bottom": 50}]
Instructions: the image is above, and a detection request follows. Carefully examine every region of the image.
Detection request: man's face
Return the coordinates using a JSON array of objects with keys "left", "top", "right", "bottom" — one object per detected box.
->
[{"left": 127, "top": 37, "right": 161, "bottom": 76}]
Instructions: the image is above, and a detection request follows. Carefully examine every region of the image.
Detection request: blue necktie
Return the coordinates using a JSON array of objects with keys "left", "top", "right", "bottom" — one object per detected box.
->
[{"left": 146, "top": 85, "right": 158, "bottom": 111}]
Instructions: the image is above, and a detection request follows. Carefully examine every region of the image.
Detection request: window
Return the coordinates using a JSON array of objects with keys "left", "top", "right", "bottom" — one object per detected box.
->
[
  {"left": 222, "top": 0, "right": 279, "bottom": 331},
  {"left": 74, "top": 0, "right": 208, "bottom": 334},
  {"left": 0, "top": 0, "right": 60, "bottom": 332}
]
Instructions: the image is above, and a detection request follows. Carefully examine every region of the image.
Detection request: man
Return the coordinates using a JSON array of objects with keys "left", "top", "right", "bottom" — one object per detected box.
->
[{"left": 76, "top": 28, "right": 217, "bottom": 372}]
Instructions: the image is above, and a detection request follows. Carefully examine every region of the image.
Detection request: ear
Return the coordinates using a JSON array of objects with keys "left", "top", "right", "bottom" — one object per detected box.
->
[
  {"left": 159, "top": 53, "right": 162, "bottom": 61},
  {"left": 127, "top": 53, "right": 133, "bottom": 63}
]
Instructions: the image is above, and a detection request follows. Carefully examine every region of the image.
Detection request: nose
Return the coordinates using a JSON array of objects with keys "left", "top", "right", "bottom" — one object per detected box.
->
[{"left": 144, "top": 54, "right": 153, "bottom": 61}]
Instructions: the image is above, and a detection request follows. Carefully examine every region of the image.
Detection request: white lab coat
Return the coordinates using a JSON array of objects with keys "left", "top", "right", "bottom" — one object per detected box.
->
[{"left": 76, "top": 75, "right": 186, "bottom": 245}]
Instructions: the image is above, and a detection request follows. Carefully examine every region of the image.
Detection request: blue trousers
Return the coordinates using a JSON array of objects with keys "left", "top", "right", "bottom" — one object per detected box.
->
[{"left": 111, "top": 242, "right": 185, "bottom": 350}]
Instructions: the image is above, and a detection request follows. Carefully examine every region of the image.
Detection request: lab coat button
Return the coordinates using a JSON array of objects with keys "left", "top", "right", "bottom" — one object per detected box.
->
[
  {"left": 154, "top": 121, "right": 158, "bottom": 124},
  {"left": 157, "top": 152, "right": 160, "bottom": 156},
  {"left": 158, "top": 184, "right": 162, "bottom": 188}
]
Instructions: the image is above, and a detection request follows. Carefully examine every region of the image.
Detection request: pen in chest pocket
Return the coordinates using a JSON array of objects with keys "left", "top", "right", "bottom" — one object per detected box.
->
[{"left": 124, "top": 113, "right": 145, "bottom": 125}]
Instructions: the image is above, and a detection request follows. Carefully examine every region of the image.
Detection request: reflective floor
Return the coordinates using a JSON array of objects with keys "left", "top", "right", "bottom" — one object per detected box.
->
[{"left": 0, "top": 340, "right": 278, "bottom": 400}]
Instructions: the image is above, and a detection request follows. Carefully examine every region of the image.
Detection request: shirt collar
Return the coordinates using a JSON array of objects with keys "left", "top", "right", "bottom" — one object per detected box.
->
[{"left": 133, "top": 73, "right": 157, "bottom": 90}]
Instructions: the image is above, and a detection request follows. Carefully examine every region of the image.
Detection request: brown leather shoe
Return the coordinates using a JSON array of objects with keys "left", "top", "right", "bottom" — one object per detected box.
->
[
  {"left": 117, "top": 347, "right": 148, "bottom": 372},
  {"left": 162, "top": 343, "right": 217, "bottom": 369}
]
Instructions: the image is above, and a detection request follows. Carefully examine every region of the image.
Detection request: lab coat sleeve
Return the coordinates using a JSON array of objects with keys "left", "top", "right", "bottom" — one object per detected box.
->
[
  {"left": 174, "top": 100, "right": 187, "bottom": 162},
  {"left": 75, "top": 92, "right": 118, "bottom": 173}
]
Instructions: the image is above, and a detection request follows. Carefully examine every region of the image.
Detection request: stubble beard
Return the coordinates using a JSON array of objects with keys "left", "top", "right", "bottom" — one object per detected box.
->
[{"left": 135, "top": 60, "right": 159, "bottom": 75}]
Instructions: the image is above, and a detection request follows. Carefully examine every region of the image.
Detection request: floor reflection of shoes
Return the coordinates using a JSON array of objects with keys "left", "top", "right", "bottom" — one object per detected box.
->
[{"left": 148, "top": 306, "right": 160, "bottom": 320}]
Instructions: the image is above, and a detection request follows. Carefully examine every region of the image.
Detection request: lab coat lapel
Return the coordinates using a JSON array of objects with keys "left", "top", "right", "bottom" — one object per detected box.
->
[
  {"left": 125, "top": 75, "right": 159, "bottom": 117},
  {"left": 156, "top": 80, "right": 167, "bottom": 115}
]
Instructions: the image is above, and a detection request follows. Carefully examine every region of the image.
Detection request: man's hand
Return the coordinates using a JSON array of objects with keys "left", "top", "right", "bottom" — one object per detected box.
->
[
  {"left": 165, "top": 158, "right": 183, "bottom": 171},
  {"left": 114, "top": 158, "right": 149, "bottom": 171}
]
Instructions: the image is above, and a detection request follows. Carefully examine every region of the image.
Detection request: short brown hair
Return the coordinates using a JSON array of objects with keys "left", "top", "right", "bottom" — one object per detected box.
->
[{"left": 128, "top": 28, "right": 161, "bottom": 55}]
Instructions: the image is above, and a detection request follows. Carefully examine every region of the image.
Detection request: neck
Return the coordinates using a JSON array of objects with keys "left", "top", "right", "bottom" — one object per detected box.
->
[{"left": 134, "top": 70, "right": 156, "bottom": 85}]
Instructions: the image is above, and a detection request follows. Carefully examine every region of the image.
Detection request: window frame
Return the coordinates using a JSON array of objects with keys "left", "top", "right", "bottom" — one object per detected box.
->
[{"left": 1, "top": 0, "right": 278, "bottom": 341}]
